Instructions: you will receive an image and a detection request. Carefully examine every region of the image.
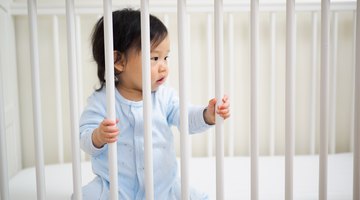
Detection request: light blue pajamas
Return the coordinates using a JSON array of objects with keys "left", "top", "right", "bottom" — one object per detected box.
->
[{"left": 79, "top": 85, "right": 210, "bottom": 200}]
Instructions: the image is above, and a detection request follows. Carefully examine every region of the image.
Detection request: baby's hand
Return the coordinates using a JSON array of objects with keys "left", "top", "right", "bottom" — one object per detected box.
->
[
  {"left": 92, "top": 119, "right": 119, "bottom": 148},
  {"left": 204, "top": 95, "right": 230, "bottom": 125}
]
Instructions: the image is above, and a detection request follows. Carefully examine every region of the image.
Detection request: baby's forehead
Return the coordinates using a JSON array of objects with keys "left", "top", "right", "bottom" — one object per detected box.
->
[
  {"left": 151, "top": 48, "right": 170, "bottom": 54},
  {"left": 151, "top": 37, "right": 170, "bottom": 53}
]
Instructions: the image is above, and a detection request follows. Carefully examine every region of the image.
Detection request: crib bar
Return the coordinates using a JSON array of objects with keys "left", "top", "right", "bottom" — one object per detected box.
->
[
  {"left": 162, "top": 14, "right": 169, "bottom": 85},
  {"left": 140, "top": 1, "right": 155, "bottom": 199},
  {"left": 103, "top": 0, "right": 118, "bottom": 199},
  {"left": 27, "top": 0, "right": 46, "bottom": 199},
  {"left": 285, "top": 0, "right": 295, "bottom": 199},
  {"left": 310, "top": 12, "right": 318, "bottom": 155},
  {"left": 351, "top": 10, "right": 356, "bottom": 153},
  {"left": 0, "top": 63, "right": 9, "bottom": 200},
  {"left": 65, "top": 0, "right": 82, "bottom": 199},
  {"left": 163, "top": 13, "right": 170, "bottom": 85},
  {"left": 329, "top": 12, "right": 338, "bottom": 154},
  {"left": 353, "top": 1, "right": 360, "bottom": 199},
  {"left": 269, "top": 12, "right": 277, "bottom": 156},
  {"left": 75, "top": 15, "right": 87, "bottom": 162},
  {"left": 162, "top": 14, "right": 169, "bottom": 87},
  {"left": 177, "top": 0, "right": 190, "bottom": 198},
  {"left": 206, "top": 13, "right": 213, "bottom": 158},
  {"left": 75, "top": 16, "right": 83, "bottom": 114},
  {"left": 187, "top": 15, "right": 193, "bottom": 158},
  {"left": 214, "top": 0, "right": 225, "bottom": 199},
  {"left": 76, "top": 16, "right": 84, "bottom": 116},
  {"left": 320, "top": 0, "right": 330, "bottom": 199},
  {"left": 228, "top": 13, "right": 234, "bottom": 157},
  {"left": 52, "top": 15, "right": 64, "bottom": 164},
  {"left": 250, "top": 0, "right": 259, "bottom": 199}
]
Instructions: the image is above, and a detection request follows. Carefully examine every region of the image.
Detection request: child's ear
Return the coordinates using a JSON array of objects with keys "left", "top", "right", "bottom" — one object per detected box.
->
[{"left": 114, "top": 51, "right": 125, "bottom": 72}]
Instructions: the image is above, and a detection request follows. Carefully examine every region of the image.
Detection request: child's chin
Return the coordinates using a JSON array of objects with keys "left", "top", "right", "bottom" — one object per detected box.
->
[{"left": 151, "top": 87, "right": 160, "bottom": 92}]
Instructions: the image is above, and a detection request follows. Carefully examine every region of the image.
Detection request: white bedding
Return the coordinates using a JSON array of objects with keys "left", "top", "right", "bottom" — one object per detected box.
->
[{"left": 9, "top": 153, "right": 353, "bottom": 200}]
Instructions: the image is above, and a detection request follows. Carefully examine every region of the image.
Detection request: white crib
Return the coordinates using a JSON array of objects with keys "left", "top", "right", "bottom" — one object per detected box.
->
[
  {"left": 0, "top": 0, "right": 359, "bottom": 200},
  {"left": 8, "top": 154, "right": 353, "bottom": 199}
]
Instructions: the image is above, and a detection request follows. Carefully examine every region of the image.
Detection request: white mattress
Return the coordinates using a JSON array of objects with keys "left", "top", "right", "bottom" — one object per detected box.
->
[{"left": 9, "top": 153, "right": 353, "bottom": 200}]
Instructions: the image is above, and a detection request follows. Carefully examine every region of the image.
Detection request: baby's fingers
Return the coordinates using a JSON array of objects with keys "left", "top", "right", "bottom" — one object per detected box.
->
[
  {"left": 217, "top": 110, "right": 230, "bottom": 119},
  {"left": 102, "top": 130, "right": 119, "bottom": 143},
  {"left": 103, "top": 126, "right": 119, "bottom": 134},
  {"left": 222, "top": 95, "right": 229, "bottom": 103},
  {"left": 102, "top": 118, "right": 118, "bottom": 126},
  {"left": 217, "top": 95, "right": 229, "bottom": 109},
  {"left": 216, "top": 107, "right": 230, "bottom": 119},
  {"left": 216, "top": 108, "right": 229, "bottom": 115}
]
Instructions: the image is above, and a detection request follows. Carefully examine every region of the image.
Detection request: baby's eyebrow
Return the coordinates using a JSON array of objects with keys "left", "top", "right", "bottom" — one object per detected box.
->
[{"left": 151, "top": 49, "right": 170, "bottom": 54}]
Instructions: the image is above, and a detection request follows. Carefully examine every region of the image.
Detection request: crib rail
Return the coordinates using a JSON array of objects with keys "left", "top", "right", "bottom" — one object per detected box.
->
[
  {"left": 353, "top": 2, "right": 360, "bottom": 200},
  {"left": 177, "top": 0, "right": 191, "bottom": 199},
  {"left": 250, "top": 1, "right": 259, "bottom": 199},
  {"left": 285, "top": 1, "right": 296, "bottom": 199},
  {"left": 64, "top": 0, "right": 83, "bottom": 199},
  {"left": 27, "top": 0, "right": 46, "bottom": 199},
  {"left": 214, "top": 0, "right": 225, "bottom": 199},
  {"left": 319, "top": 1, "right": 330, "bottom": 199},
  {"left": 0, "top": 0, "right": 358, "bottom": 200}
]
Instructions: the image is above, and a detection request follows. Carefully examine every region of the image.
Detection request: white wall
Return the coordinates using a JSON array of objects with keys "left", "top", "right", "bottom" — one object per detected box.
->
[
  {"left": 0, "top": 0, "right": 22, "bottom": 177},
  {"left": 11, "top": 0, "right": 356, "bottom": 168}
]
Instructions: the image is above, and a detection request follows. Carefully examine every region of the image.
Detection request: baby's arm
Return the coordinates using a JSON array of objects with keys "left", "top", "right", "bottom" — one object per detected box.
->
[
  {"left": 92, "top": 119, "right": 119, "bottom": 148},
  {"left": 203, "top": 95, "right": 230, "bottom": 125}
]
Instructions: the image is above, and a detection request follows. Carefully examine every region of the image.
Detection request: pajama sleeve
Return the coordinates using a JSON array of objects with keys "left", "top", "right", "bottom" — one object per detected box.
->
[
  {"left": 79, "top": 92, "right": 108, "bottom": 157},
  {"left": 165, "top": 87, "right": 213, "bottom": 134}
]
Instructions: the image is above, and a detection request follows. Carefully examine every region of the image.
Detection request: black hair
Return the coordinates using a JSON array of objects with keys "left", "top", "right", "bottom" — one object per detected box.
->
[{"left": 91, "top": 8, "right": 168, "bottom": 91}]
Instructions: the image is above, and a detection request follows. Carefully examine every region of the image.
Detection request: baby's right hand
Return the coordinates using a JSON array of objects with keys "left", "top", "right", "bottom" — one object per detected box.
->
[{"left": 92, "top": 119, "right": 119, "bottom": 148}]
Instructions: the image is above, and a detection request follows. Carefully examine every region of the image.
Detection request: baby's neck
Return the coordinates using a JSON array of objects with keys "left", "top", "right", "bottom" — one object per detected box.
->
[{"left": 117, "top": 86, "right": 143, "bottom": 102}]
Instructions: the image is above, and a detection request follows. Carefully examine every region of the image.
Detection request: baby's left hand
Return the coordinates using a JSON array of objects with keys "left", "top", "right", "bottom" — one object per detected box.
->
[{"left": 204, "top": 95, "right": 230, "bottom": 125}]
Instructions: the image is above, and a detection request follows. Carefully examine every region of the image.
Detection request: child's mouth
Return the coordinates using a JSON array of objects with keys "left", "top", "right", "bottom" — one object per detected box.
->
[{"left": 156, "top": 77, "right": 165, "bottom": 84}]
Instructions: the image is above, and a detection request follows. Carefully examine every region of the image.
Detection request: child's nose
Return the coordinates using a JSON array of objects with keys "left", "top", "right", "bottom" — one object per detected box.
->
[{"left": 158, "top": 61, "right": 167, "bottom": 71}]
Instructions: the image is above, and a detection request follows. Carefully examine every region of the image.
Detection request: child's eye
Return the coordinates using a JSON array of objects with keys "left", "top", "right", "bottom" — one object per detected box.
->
[
  {"left": 164, "top": 56, "right": 169, "bottom": 61},
  {"left": 151, "top": 57, "right": 159, "bottom": 61}
]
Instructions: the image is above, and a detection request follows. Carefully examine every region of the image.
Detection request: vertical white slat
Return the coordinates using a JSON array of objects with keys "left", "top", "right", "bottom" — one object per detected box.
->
[
  {"left": 310, "top": 12, "right": 318, "bottom": 155},
  {"left": 162, "top": 14, "right": 170, "bottom": 87},
  {"left": 350, "top": 10, "right": 356, "bottom": 153},
  {"left": 65, "top": 0, "right": 82, "bottom": 199},
  {"left": 0, "top": 61, "right": 9, "bottom": 200},
  {"left": 76, "top": 16, "right": 84, "bottom": 115},
  {"left": 75, "top": 16, "right": 86, "bottom": 162},
  {"left": 329, "top": 12, "right": 338, "bottom": 154},
  {"left": 27, "top": 0, "right": 46, "bottom": 199},
  {"left": 353, "top": 1, "right": 360, "bottom": 199},
  {"left": 187, "top": 14, "right": 193, "bottom": 158},
  {"left": 285, "top": 0, "right": 295, "bottom": 199},
  {"left": 206, "top": 13, "right": 214, "bottom": 158},
  {"left": 103, "top": 0, "right": 118, "bottom": 199},
  {"left": 320, "top": 0, "right": 330, "bottom": 199},
  {"left": 269, "top": 12, "right": 277, "bottom": 156},
  {"left": 250, "top": 0, "right": 259, "bottom": 199},
  {"left": 214, "top": 0, "right": 225, "bottom": 199},
  {"left": 52, "top": 15, "right": 64, "bottom": 164},
  {"left": 177, "top": 0, "right": 190, "bottom": 199},
  {"left": 227, "top": 13, "right": 234, "bottom": 157},
  {"left": 185, "top": 14, "right": 194, "bottom": 159},
  {"left": 140, "top": 1, "right": 154, "bottom": 199}
]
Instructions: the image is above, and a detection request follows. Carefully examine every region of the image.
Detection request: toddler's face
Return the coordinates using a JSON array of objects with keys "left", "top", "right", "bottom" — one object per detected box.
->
[
  {"left": 150, "top": 36, "right": 170, "bottom": 91},
  {"left": 115, "top": 36, "right": 170, "bottom": 96}
]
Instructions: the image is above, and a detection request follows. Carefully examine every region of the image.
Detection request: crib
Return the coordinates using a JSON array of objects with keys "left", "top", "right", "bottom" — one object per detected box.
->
[{"left": 0, "top": 0, "right": 359, "bottom": 200}]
